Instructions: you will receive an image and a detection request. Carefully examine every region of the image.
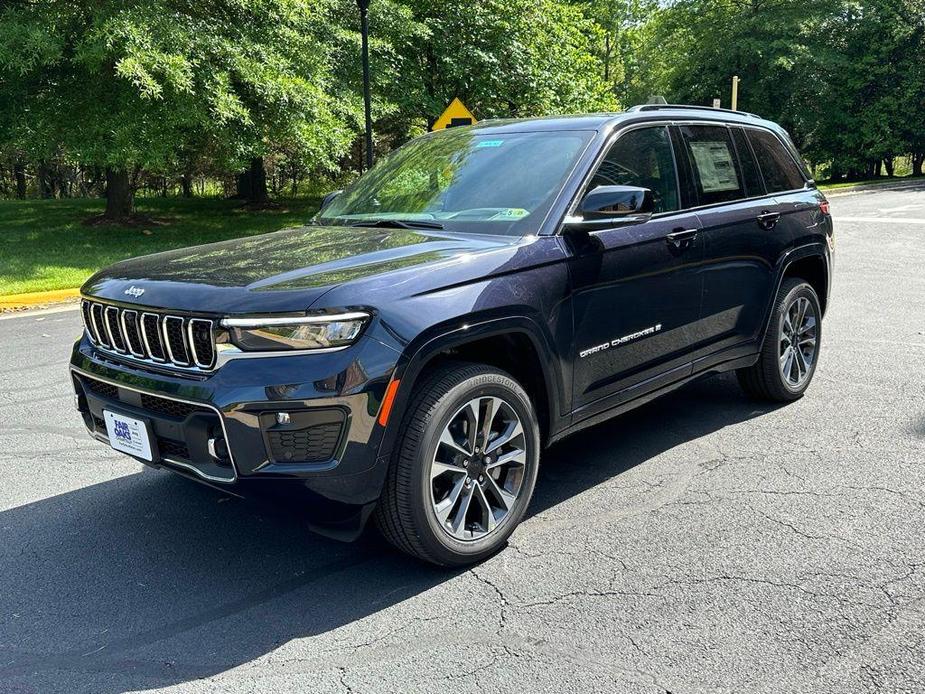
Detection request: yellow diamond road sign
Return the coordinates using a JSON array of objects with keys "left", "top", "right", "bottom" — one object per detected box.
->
[{"left": 432, "top": 98, "right": 476, "bottom": 131}]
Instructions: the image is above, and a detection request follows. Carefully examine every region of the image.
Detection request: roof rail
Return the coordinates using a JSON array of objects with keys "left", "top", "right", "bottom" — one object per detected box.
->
[{"left": 627, "top": 103, "right": 761, "bottom": 119}]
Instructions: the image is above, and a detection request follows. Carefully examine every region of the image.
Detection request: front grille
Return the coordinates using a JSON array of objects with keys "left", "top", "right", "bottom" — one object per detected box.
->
[
  {"left": 157, "top": 437, "right": 190, "bottom": 460},
  {"left": 84, "top": 377, "right": 118, "bottom": 400},
  {"left": 81, "top": 300, "right": 215, "bottom": 370},
  {"left": 267, "top": 422, "right": 342, "bottom": 463},
  {"left": 140, "top": 393, "right": 198, "bottom": 419}
]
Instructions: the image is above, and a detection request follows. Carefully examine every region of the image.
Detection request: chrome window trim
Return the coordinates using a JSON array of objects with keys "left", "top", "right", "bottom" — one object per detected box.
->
[
  {"left": 162, "top": 315, "right": 192, "bottom": 366},
  {"left": 71, "top": 366, "right": 238, "bottom": 483},
  {"left": 140, "top": 312, "right": 168, "bottom": 363},
  {"left": 119, "top": 309, "right": 147, "bottom": 358},
  {"left": 104, "top": 306, "right": 127, "bottom": 353},
  {"left": 558, "top": 118, "right": 813, "bottom": 234},
  {"left": 220, "top": 312, "right": 370, "bottom": 328}
]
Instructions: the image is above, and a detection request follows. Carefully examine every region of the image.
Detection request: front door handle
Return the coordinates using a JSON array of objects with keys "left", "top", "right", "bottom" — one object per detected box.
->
[
  {"left": 666, "top": 228, "right": 699, "bottom": 249},
  {"left": 757, "top": 211, "right": 782, "bottom": 230}
]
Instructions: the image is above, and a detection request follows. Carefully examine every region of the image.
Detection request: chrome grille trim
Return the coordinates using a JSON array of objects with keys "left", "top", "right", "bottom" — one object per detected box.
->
[
  {"left": 140, "top": 312, "right": 167, "bottom": 363},
  {"left": 162, "top": 315, "right": 191, "bottom": 366},
  {"left": 90, "top": 303, "right": 111, "bottom": 348},
  {"left": 81, "top": 300, "right": 217, "bottom": 372},
  {"left": 187, "top": 319, "right": 215, "bottom": 369},
  {"left": 104, "top": 306, "right": 128, "bottom": 353},
  {"left": 120, "top": 310, "right": 146, "bottom": 358}
]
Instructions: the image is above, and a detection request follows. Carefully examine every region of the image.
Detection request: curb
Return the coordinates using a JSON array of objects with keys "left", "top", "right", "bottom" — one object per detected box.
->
[{"left": 0, "top": 288, "right": 81, "bottom": 311}]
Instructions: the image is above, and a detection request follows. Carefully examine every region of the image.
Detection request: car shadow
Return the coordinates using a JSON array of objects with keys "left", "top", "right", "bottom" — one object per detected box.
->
[{"left": 0, "top": 373, "right": 780, "bottom": 692}]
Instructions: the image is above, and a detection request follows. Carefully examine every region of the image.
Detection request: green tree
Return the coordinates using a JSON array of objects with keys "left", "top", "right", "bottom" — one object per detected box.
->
[
  {"left": 0, "top": 0, "right": 351, "bottom": 219},
  {"left": 360, "top": 0, "right": 618, "bottom": 146}
]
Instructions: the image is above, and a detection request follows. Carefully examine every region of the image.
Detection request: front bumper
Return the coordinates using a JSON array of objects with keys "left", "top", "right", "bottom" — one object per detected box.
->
[{"left": 70, "top": 331, "right": 401, "bottom": 512}]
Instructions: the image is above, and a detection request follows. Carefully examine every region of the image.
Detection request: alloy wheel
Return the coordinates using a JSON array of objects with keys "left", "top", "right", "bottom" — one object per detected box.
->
[
  {"left": 779, "top": 295, "right": 817, "bottom": 388},
  {"left": 429, "top": 396, "right": 527, "bottom": 542}
]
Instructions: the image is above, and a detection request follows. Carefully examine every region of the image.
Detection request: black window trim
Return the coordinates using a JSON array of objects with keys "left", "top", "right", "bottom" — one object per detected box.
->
[
  {"left": 740, "top": 124, "right": 812, "bottom": 194},
  {"left": 557, "top": 118, "right": 814, "bottom": 234}
]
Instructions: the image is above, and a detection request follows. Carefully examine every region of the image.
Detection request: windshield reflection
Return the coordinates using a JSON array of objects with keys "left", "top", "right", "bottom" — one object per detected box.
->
[{"left": 319, "top": 128, "right": 593, "bottom": 236}]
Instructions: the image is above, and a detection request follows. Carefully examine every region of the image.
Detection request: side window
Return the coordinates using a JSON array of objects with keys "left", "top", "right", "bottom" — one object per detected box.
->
[
  {"left": 678, "top": 125, "right": 746, "bottom": 205},
  {"left": 730, "top": 127, "right": 765, "bottom": 197},
  {"left": 747, "top": 128, "right": 806, "bottom": 192},
  {"left": 589, "top": 126, "right": 679, "bottom": 213}
]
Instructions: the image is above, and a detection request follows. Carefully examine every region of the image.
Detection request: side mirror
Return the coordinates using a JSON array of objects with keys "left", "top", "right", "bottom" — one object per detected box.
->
[
  {"left": 320, "top": 189, "right": 343, "bottom": 211},
  {"left": 563, "top": 185, "right": 654, "bottom": 231}
]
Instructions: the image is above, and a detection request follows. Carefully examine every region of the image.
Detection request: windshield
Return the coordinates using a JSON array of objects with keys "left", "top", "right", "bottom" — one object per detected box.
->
[{"left": 317, "top": 128, "right": 593, "bottom": 236}]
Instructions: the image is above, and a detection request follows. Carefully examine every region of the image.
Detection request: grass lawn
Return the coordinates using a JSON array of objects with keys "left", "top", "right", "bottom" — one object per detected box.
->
[
  {"left": 817, "top": 175, "right": 920, "bottom": 192},
  {"left": 0, "top": 196, "right": 320, "bottom": 296}
]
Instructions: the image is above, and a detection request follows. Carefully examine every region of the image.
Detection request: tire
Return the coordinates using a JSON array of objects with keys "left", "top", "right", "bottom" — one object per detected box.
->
[
  {"left": 374, "top": 362, "right": 540, "bottom": 566},
  {"left": 737, "top": 278, "right": 822, "bottom": 402}
]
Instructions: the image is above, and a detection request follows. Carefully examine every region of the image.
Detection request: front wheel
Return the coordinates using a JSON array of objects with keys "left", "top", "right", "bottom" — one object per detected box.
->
[
  {"left": 375, "top": 362, "right": 540, "bottom": 566},
  {"left": 737, "top": 278, "right": 822, "bottom": 401}
]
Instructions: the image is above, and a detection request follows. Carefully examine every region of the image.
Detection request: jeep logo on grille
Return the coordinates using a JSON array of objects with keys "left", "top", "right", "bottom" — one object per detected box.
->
[{"left": 124, "top": 286, "right": 145, "bottom": 298}]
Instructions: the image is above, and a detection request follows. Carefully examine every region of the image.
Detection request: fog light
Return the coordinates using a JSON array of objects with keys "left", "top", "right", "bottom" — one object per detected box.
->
[{"left": 276, "top": 412, "right": 291, "bottom": 425}]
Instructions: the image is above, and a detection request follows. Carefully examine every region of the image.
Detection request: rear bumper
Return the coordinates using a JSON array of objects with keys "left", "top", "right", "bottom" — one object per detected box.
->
[{"left": 70, "top": 331, "right": 401, "bottom": 515}]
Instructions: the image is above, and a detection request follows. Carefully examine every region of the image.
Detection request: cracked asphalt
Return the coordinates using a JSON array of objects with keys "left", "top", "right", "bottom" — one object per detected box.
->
[{"left": 1, "top": 185, "right": 924, "bottom": 693}]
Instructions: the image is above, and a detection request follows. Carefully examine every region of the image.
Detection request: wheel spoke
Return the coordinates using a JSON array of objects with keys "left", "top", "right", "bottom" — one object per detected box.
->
[
  {"left": 439, "top": 429, "right": 470, "bottom": 459},
  {"left": 486, "top": 447, "right": 525, "bottom": 470},
  {"left": 435, "top": 475, "right": 466, "bottom": 524},
  {"left": 479, "top": 397, "right": 500, "bottom": 449},
  {"left": 474, "top": 483, "right": 497, "bottom": 532},
  {"left": 431, "top": 459, "right": 467, "bottom": 480},
  {"left": 485, "top": 475, "right": 517, "bottom": 511},
  {"left": 463, "top": 399, "right": 480, "bottom": 454},
  {"left": 780, "top": 346, "right": 792, "bottom": 371},
  {"left": 451, "top": 484, "right": 475, "bottom": 535},
  {"left": 486, "top": 418, "right": 524, "bottom": 454}
]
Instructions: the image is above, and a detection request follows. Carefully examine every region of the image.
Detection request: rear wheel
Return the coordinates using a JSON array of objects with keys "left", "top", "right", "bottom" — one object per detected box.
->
[
  {"left": 375, "top": 362, "right": 540, "bottom": 566},
  {"left": 737, "top": 278, "right": 821, "bottom": 401}
]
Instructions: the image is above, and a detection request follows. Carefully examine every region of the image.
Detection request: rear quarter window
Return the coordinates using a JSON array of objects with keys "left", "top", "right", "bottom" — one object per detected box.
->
[{"left": 747, "top": 129, "right": 806, "bottom": 193}]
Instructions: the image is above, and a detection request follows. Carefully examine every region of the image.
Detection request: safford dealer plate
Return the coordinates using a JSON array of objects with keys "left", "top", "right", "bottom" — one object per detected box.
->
[{"left": 103, "top": 410, "right": 153, "bottom": 461}]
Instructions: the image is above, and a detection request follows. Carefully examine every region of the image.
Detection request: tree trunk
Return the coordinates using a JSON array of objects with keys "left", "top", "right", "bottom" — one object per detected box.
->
[
  {"left": 236, "top": 157, "right": 269, "bottom": 204},
  {"left": 104, "top": 167, "right": 134, "bottom": 219},
  {"left": 13, "top": 161, "right": 26, "bottom": 199},
  {"left": 913, "top": 154, "right": 924, "bottom": 177},
  {"left": 884, "top": 157, "right": 895, "bottom": 177},
  {"left": 37, "top": 161, "right": 53, "bottom": 198},
  {"left": 873, "top": 160, "right": 882, "bottom": 177},
  {"left": 180, "top": 172, "right": 193, "bottom": 198}
]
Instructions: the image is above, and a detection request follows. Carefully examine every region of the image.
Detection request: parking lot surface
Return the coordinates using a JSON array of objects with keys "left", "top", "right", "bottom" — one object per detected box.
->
[{"left": 1, "top": 186, "right": 924, "bottom": 693}]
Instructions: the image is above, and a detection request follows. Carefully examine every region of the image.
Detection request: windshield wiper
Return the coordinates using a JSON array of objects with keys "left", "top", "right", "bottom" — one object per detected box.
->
[{"left": 348, "top": 218, "right": 445, "bottom": 230}]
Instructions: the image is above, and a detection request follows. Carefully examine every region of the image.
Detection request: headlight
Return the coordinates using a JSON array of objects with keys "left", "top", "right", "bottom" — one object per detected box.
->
[{"left": 220, "top": 312, "right": 369, "bottom": 352}]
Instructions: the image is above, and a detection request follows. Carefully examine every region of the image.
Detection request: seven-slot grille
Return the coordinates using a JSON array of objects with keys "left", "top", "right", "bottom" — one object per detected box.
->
[{"left": 81, "top": 299, "right": 215, "bottom": 370}]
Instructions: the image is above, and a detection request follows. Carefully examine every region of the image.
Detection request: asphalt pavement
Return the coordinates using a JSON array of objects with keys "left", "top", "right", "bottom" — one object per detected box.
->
[{"left": 1, "top": 186, "right": 924, "bottom": 693}]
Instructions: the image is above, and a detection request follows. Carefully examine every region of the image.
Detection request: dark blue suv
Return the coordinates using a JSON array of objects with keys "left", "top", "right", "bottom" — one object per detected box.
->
[{"left": 71, "top": 105, "right": 833, "bottom": 565}]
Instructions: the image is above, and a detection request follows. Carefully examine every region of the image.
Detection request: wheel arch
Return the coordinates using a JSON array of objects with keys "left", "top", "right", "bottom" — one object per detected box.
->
[
  {"left": 376, "top": 316, "right": 566, "bottom": 460},
  {"left": 759, "top": 243, "right": 830, "bottom": 348}
]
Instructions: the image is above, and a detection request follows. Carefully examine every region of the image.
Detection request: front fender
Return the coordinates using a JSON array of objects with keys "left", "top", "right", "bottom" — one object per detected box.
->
[{"left": 373, "top": 313, "right": 567, "bottom": 462}]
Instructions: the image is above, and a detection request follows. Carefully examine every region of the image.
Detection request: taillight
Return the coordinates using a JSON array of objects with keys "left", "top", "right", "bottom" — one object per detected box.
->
[{"left": 819, "top": 200, "right": 830, "bottom": 215}]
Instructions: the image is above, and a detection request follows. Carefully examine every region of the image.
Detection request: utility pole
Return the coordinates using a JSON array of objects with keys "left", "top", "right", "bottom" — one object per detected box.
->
[
  {"left": 358, "top": 0, "right": 373, "bottom": 171},
  {"left": 731, "top": 75, "right": 740, "bottom": 111}
]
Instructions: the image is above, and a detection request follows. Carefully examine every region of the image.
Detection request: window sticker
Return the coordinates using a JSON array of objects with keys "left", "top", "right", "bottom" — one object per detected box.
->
[
  {"left": 476, "top": 140, "right": 504, "bottom": 148},
  {"left": 689, "top": 141, "right": 740, "bottom": 193},
  {"left": 489, "top": 208, "right": 530, "bottom": 219}
]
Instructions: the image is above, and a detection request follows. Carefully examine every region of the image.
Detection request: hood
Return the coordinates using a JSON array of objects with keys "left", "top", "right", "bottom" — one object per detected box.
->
[{"left": 81, "top": 224, "right": 517, "bottom": 314}]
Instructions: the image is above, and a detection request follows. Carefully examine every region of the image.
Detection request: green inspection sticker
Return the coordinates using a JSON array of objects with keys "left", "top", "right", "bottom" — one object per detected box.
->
[
  {"left": 476, "top": 139, "right": 504, "bottom": 148},
  {"left": 490, "top": 208, "right": 530, "bottom": 219}
]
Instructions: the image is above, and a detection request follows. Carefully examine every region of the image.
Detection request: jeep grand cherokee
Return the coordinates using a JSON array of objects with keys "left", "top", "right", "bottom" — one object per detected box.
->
[{"left": 71, "top": 105, "right": 833, "bottom": 565}]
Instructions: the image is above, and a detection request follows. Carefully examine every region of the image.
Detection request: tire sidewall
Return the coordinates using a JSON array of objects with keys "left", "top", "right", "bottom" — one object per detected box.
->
[{"left": 408, "top": 372, "right": 540, "bottom": 564}]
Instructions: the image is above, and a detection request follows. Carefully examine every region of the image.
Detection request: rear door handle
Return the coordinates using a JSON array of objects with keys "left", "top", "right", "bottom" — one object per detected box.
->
[
  {"left": 666, "top": 228, "right": 699, "bottom": 248},
  {"left": 757, "top": 211, "right": 781, "bottom": 229}
]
